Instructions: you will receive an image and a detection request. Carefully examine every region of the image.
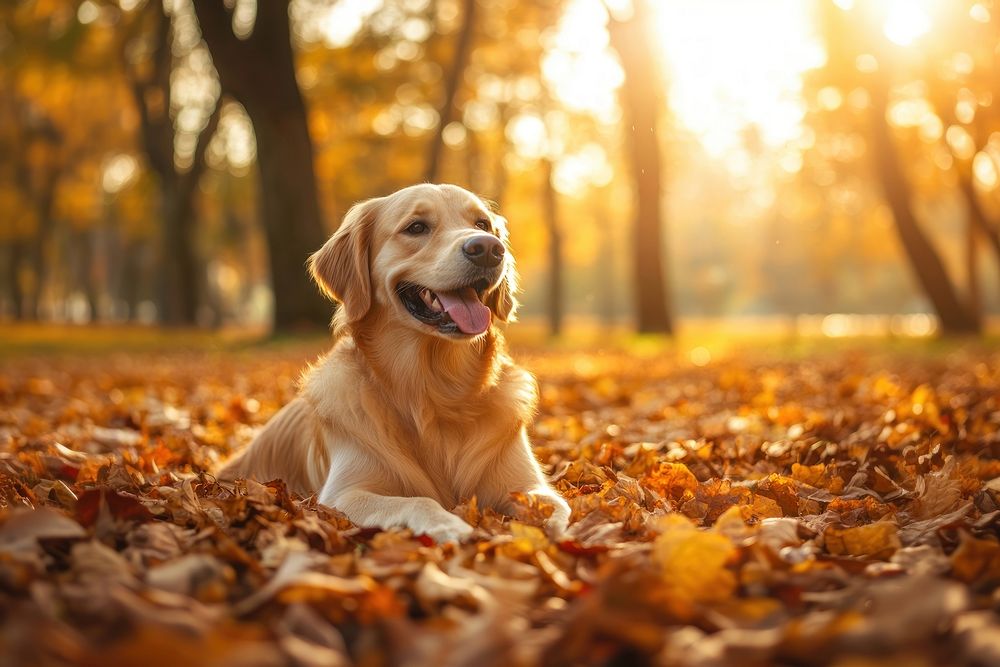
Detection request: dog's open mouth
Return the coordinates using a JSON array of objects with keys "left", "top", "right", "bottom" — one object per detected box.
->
[{"left": 398, "top": 279, "right": 492, "bottom": 335}]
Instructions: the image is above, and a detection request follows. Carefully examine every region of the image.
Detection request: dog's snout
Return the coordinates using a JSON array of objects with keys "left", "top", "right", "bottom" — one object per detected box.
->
[{"left": 462, "top": 234, "right": 504, "bottom": 268}]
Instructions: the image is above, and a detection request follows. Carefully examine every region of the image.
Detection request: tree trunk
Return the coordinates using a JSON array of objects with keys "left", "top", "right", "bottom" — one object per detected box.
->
[
  {"left": 868, "top": 79, "right": 979, "bottom": 335},
  {"left": 24, "top": 170, "right": 60, "bottom": 321},
  {"left": 956, "top": 165, "right": 1000, "bottom": 276},
  {"left": 77, "top": 229, "right": 100, "bottom": 321},
  {"left": 246, "top": 95, "right": 332, "bottom": 328},
  {"left": 125, "top": 3, "right": 222, "bottom": 327},
  {"left": 163, "top": 99, "right": 221, "bottom": 326},
  {"left": 25, "top": 212, "right": 52, "bottom": 321},
  {"left": 8, "top": 123, "right": 61, "bottom": 321},
  {"left": 4, "top": 242, "right": 25, "bottom": 320},
  {"left": 158, "top": 183, "right": 200, "bottom": 325},
  {"left": 966, "top": 212, "right": 981, "bottom": 323},
  {"left": 541, "top": 158, "right": 563, "bottom": 337},
  {"left": 608, "top": 2, "right": 673, "bottom": 334},
  {"left": 594, "top": 193, "right": 617, "bottom": 327},
  {"left": 425, "top": 0, "right": 476, "bottom": 183},
  {"left": 929, "top": 93, "right": 1000, "bottom": 287},
  {"left": 121, "top": 239, "right": 144, "bottom": 321},
  {"left": 193, "top": 0, "right": 330, "bottom": 331}
]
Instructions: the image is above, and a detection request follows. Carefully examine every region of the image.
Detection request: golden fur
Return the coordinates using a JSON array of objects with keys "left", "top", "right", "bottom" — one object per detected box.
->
[{"left": 218, "top": 184, "right": 570, "bottom": 541}]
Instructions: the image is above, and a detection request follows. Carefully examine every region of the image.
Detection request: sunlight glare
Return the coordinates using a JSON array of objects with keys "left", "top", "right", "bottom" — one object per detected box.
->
[
  {"left": 506, "top": 114, "right": 548, "bottom": 160},
  {"left": 102, "top": 154, "right": 138, "bottom": 194},
  {"left": 544, "top": 0, "right": 825, "bottom": 172},
  {"left": 883, "top": 0, "right": 931, "bottom": 46},
  {"left": 542, "top": 0, "right": 622, "bottom": 121},
  {"left": 973, "top": 151, "right": 998, "bottom": 190},
  {"left": 970, "top": 4, "right": 991, "bottom": 23},
  {"left": 946, "top": 125, "right": 976, "bottom": 160},
  {"left": 77, "top": 1, "right": 100, "bottom": 24},
  {"left": 653, "top": 0, "right": 825, "bottom": 159},
  {"left": 553, "top": 143, "right": 614, "bottom": 196},
  {"left": 208, "top": 103, "right": 257, "bottom": 173},
  {"left": 318, "top": 0, "right": 383, "bottom": 48}
]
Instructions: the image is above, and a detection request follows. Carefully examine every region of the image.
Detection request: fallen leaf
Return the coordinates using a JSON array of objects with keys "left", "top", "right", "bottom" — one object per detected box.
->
[
  {"left": 824, "top": 521, "right": 901, "bottom": 560},
  {"left": 950, "top": 530, "right": 1000, "bottom": 586},
  {"left": 652, "top": 515, "right": 737, "bottom": 605}
]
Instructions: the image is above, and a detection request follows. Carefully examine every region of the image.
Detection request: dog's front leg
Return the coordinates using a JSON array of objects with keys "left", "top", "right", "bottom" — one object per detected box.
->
[
  {"left": 319, "top": 438, "right": 473, "bottom": 542},
  {"left": 318, "top": 446, "right": 473, "bottom": 543},
  {"left": 511, "top": 485, "right": 571, "bottom": 538},
  {"left": 329, "top": 488, "right": 474, "bottom": 543},
  {"left": 487, "top": 430, "right": 571, "bottom": 538}
]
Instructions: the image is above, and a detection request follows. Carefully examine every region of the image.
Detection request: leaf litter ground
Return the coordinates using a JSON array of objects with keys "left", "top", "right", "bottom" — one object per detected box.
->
[{"left": 1, "top": 342, "right": 999, "bottom": 666}]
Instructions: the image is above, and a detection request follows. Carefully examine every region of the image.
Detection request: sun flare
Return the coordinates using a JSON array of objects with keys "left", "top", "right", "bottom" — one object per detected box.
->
[
  {"left": 882, "top": 0, "right": 933, "bottom": 46},
  {"left": 652, "top": 0, "right": 825, "bottom": 158},
  {"left": 545, "top": 0, "right": 825, "bottom": 171}
]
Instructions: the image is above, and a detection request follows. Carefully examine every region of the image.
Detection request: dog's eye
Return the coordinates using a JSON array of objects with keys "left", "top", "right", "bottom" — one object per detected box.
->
[
  {"left": 405, "top": 220, "right": 428, "bottom": 235},
  {"left": 474, "top": 219, "right": 491, "bottom": 232}
]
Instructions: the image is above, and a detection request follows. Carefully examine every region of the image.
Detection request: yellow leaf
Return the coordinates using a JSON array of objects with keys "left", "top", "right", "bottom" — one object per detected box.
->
[
  {"left": 824, "top": 522, "right": 900, "bottom": 560},
  {"left": 715, "top": 504, "right": 752, "bottom": 541},
  {"left": 910, "top": 384, "right": 948, "bottom": 432},
  {"left": 743, "top": 493, "right": 783, "bottom": 521},
  {"left": 645, "top": 462, "right": 699, "bottom": 501},
  {"left": 791, "top": 462, "right": 826, "bottom": 487},
  {"left": 652, "top": 515, "right": 736, "bottom": 603},
  {"left": 501, "top": 521, "right": 549, "bottom": 558}
]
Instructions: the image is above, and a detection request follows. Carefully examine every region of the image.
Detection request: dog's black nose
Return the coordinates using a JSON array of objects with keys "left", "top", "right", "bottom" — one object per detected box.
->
[{"left": 462, "top": 234, "right": 504, "bottom": 268}]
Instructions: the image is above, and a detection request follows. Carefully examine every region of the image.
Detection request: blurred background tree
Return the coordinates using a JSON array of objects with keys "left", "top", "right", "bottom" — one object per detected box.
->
[
  {"left": 608, "top": 0, "right": 673, "bottom": 334},
  {"left": 802, "top": 0, "right": 1000, "bottom": 335},
  {"left": 1, "top": 0, "right": 999, "bottom": 338},
  {"left": 194, "top": 0, "right": 330, "bottom": 330},
  {"left": 122, "top": 0, "right": 221, "bottom": 326}
]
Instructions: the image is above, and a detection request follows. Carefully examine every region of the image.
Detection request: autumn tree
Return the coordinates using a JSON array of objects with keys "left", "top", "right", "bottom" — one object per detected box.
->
[
  {"left": 123, "top": 1, "right": 221, "bottom": 326},
  {"left": 0, "top": 4, "right": 72, "bottom": 320},
  {"left": 0, "top": 94, "right": 62, "bottom": 320},
  {"left": 922, "top": 3, "right": 1000, "bottom": 310},
  {"left": 607, "top": 0, "right": 674, "bottom": 334},
  {"left": 867, "top": 72, "right": 980, "bottom": 334},
  {"left": 0, "top": 2, "right": 136, "bottom": 321},
  {"left": 425, "top": 0, "right": 477, "bottom": 182},
  {"left": 541, "top": 157, "right": 563, "bottom": 336},
  {"left": 810, "top": 1, "right": 983, "bottom": 334},
  {"left": 192, "top": 0, "right": 329, "bottom": 331}
]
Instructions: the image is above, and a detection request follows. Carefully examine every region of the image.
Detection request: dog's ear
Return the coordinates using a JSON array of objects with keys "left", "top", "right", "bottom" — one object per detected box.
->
[
  {"left": 484, "top": 213, "right": 519, "bottom": 322},
  {"left": 308, "top": 198, "right": 382, "bottom": 323}
]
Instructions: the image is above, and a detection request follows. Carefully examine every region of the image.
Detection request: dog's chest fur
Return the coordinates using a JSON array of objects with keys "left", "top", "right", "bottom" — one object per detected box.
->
[{"left": 304, "top": 333, "right": 536, "bottom": 506}]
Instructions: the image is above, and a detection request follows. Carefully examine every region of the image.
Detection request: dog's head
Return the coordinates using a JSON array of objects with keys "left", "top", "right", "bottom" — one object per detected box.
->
[{"left": 309, "top": 183, "right": 518, "bottom": 340}]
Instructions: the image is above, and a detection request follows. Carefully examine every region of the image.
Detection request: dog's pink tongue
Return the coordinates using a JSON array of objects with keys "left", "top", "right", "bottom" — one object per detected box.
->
[{"left": 436, "top": 287, "right": 491, "bottom": 335}]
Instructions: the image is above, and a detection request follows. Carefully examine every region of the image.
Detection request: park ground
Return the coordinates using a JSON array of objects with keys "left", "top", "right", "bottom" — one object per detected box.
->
[{"left": 1, "top": 325, "right": 999, "bottom": 666}]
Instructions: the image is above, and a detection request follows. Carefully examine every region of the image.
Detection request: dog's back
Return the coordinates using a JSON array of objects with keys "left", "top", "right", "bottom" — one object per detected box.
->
[{"left": 217, "top": 397, "right": 329, "bottom": 496}]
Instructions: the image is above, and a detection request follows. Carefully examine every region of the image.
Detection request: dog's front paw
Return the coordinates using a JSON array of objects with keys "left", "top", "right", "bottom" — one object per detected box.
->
[
  {"left": 417, "top": 513, "right": 475, "bottom": 544},
  {"left": 544, "top": 502, "right": 571, "bottom": 540}
]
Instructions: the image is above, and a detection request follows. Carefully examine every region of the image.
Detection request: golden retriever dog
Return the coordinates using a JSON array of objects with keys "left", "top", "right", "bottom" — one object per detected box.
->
[{"left": 219, "top": 183, "right": 570, "bottom": 542}]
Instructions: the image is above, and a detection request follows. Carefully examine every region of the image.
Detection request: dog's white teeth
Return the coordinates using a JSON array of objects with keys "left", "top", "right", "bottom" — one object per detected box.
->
[{"left": 417, "top": 288, "right": 445, "bottom": 312}]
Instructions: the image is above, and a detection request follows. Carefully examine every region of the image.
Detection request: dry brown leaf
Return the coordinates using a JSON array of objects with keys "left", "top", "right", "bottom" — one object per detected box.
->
[{"left": 950, "top": 531, "right": 1000, "bottom": 586}]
